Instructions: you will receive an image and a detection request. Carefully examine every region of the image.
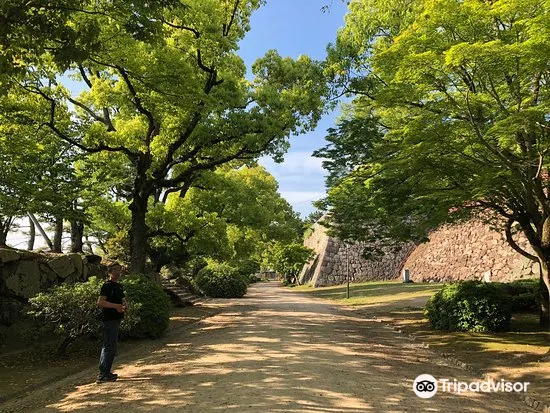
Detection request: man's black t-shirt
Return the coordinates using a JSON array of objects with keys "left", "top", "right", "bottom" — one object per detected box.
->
[{"left": 100, "top": 280, "right": 125, "bottom": 321}]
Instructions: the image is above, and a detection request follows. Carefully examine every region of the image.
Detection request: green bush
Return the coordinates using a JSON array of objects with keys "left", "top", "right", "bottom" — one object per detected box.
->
[
  {"left": 236, "top": 260, "right": 260, "bottom": 280},
  {"left": 196, "top": 266, "right": 248, "bottom": 298},
  {"left": 28, "top": 274, "right": 172, "bottom": 352},
  {"left": 248, "top": 274, "right": 263, "bottom": 283},
  {"left": 121, "top": 274, "right": 171, "bottom": 339},
  {"left": 493, "top": 279, "right": 540, "bottom": 313},
  {"left": 28, "top": 277, "right": 105, "bottom": 352},
  {"left": 425, "top": 281, "right": 512, "bottom": 332}
]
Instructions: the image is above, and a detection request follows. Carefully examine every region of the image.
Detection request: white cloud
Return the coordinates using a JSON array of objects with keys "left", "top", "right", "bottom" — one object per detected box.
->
[
  {"left": 259, "top": 152, "right": 328, "bottom": 217},
  {"left": 280, "top": 190, "right": 326, "bottom": 206},
  {"left": 259, "top": 152, "right": 326, "bottom": 177}
]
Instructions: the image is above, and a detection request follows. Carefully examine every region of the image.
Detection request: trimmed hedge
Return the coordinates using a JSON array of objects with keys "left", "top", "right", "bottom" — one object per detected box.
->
[
  {"left": 425, "top": 281, "right": 512, "bottom": 332},
  {"left": 196, "top": 266, "right": 248, "bottom": 298}
]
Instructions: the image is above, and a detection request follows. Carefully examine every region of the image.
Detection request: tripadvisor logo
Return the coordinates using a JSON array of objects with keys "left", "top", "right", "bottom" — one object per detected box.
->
[
  {"left": 414, "top": 374, "right": 438, "bottom": 398},
  {"left": 413, "top": 374, "right": 530, "bottom": 398}
]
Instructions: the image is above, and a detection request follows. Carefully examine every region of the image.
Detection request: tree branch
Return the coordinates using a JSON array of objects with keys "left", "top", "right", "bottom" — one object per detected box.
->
[
  {"left": 161, "top": 19, "right": 200, "bottom": 38},
  {"left": 66, "top": 96, "right": 116, "bottom": 131},
  {"left": 78, "top": 65, "right": 93, "bottom": 88},
  {"left": 115, "top": 66, "right": 158, "bottom": 145},
  {"left": 161, "top": 135, "right": 279, "bottom": 188},
  {"left": 223, "top": 0, "right": 240, "bottom": 36},
  {"left": 505, "top": 218, "right": 538, "bottom": 261}
]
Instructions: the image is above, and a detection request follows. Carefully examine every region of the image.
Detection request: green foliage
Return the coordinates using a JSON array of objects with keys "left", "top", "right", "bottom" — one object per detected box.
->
[
  {"left": 425, "top": 281, "right": 512, "bottom": 333},
  {"left": 148, "top": 164, "right": 304, "bottom": 273},
  {"left": 103, "top": 230, "right": 131, "bottom": 261},
  {"left": 264, "top": 242, "right": 315, "bottom": 284},
  {"left": 493, "top": 279, "right": 540, "bottom": 313},
  {"left": 120, "top": 274, "right": 171, "bottom": 339},
  {"left": 2, "top": 0, "right": 329, "bottom": 272},
  {"left": 28, "top": 277, "right": 104, "bottom": 347},
  {"left": 0, "top": 91, "right": 82, "bottom": 221},
  {"left": 236, "top": 259, "right": 261, "bottom": 279},
  {"left": 195, "top": 263, "right": 248, "bottom": 298},
  {"left": 28, "top": 274, "right": 171, "bottom": 350},
  {"left": 319, "top": 0, "right": 550, "bottom": 306}
]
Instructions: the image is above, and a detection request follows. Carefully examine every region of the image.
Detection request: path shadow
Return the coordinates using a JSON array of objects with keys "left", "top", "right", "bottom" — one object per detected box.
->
[{"left": 4, "top": 283, "right": 540, "bottom": 413}]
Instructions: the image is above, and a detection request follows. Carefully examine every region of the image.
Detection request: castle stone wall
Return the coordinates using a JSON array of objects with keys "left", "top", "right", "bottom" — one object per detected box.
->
[
  {"left": 403, "top": 220, "right": 538, "bottom": 283},
  {"left": 301, "top": 219, "right": 539, "bottom": 288},
  {"left": 299, "top": 223, "right": 409, "bottom": 287}
]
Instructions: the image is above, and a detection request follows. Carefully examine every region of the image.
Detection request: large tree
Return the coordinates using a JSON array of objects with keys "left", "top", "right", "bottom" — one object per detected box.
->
[
  {"left": 318, "top": 0, "right": 550, "bottom": 326},
  {"left": 147, "top": 164, "right": 303, "bottom": 271},
  {"left": 7, "top": 0, "right": 328, "bottom": 272}
]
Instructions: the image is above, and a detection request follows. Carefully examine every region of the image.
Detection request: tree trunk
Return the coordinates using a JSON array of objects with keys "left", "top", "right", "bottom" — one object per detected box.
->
[
  {"left": 53, "top": 218, "right": 63, "bottom": 252},
  {"left": 70, "top": 220, "right": 84, "bottom": 253},
  {"left": 28, "top": 215, "right": 35, "bottom": 250},
  {"left": 27, "top": 213, "right": 53, "bottom": 250},
  {"left": 539, "top": 262, "right": 550, "bottom": 329},
  {"left": 0, "top": 216, "right": 13, "bottom": 245},
  {"left": 148, "top": 245, "right": 169, "bottom": 273},
  {"left": 84, "top": 234, "right": 94, "bottom": 254},
  {"left": 129, "top": 194, "right": 149, "bottom": 274}
]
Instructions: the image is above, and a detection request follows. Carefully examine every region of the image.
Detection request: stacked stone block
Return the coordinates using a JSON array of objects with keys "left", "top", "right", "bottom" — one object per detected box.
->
[
  {"left": 403, "top": 220, "right": 539, "bottom": 283},
  {"left": 299, "top": 223, "right": 409, "bottom": 287},
  {"left": 301, "top": 219, "right": 539, "bottom": 288}
]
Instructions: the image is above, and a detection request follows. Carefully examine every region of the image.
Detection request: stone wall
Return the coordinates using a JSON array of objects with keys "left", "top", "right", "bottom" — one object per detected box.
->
[
  {"left": 403, "top": 220, "right": 539, "bottom": 283},
  {"left": 301, "top": 219, "right": 539, "bottom": 287},
  {"left": 0, "top": 247, "right": 108, "bottom": 326},
  {"left": 299, "top": 223, "right": 410, "bottom": 287}
]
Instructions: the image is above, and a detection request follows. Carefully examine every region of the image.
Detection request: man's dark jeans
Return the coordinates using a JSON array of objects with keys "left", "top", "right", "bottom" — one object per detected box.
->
[{"left": 99, "top": 319, "right": 121, "bottom": 377}]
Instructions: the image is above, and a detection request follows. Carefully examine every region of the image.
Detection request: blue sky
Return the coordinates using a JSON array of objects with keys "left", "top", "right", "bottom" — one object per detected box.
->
[{"left": 239, "top": 0, "right": 349, "bottom": 217}]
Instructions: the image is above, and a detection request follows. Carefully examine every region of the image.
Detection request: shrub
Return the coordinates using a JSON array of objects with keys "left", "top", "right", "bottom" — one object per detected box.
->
[
  {"left": 493, "top": 279, "right": 540, "bottom": 313},
  {"left": 28, "top": 274, "right": 172, "bottom": 352},
  {"left": 28, "top": 277, "right": 105, "bottom": 353},
  {"left": 236, "top": 260, "right": 260, "bottom": 280},
  {"left": 248, "top": 274, "right": 263, "bottom": 284},
  {"left": 425, "top": 281, "right": 512, "bottom": 332},
  {"left": 196, "top": 266, "right": 247, "bottom": 298},
  {"left": 120, "top": 274, "right": 171, "bottom": 339}
]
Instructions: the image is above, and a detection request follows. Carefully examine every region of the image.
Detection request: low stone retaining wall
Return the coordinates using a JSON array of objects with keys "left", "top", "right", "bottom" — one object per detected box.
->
[{"left": 0, "top": 247, "right": 108, "bottom": 326}]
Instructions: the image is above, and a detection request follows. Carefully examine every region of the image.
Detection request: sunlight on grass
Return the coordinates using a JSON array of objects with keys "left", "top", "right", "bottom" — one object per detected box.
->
[
  {"left": 292, "top": 281, "right": 442, "bottom": 306},
  {"left": 290, "top": 280, "right": 550, "bottom": 377}
]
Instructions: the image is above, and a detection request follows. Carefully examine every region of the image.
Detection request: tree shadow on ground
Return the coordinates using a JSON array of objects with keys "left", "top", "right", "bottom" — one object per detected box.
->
[
  {"left": 6, "top": 283, "right": 538, "bottom": 413},
  {"left": 350, "top": 301, "right": 550, "bottom": 410}
]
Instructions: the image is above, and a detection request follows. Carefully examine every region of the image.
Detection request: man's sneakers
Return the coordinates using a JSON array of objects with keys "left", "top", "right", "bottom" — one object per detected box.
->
[{"left": 96, "top": 372, "right": 118, "bottom": 384}]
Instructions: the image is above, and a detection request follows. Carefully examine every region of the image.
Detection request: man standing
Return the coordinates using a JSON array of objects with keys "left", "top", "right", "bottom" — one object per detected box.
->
[{"left": 97, "top": 263, "right": 126, "bottom": 383}]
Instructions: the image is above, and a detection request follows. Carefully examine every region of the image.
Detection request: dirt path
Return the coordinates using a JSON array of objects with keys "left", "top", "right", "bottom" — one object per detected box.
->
[{"left": 2, "top": 283, "right": 536, "bottom": 412}]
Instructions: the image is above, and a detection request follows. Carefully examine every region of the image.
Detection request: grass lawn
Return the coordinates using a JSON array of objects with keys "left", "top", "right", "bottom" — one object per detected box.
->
[
  {"left": 292, "top": 280, "right": 550, "bottom": 406},
  {"left": 292, "top": 280, "right": 442, "bottom": 306}
]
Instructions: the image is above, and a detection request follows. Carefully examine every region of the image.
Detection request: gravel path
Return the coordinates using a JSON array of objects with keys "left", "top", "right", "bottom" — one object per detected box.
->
[{"left": 1, "top": 282, "right": 535, "bottom": 412}]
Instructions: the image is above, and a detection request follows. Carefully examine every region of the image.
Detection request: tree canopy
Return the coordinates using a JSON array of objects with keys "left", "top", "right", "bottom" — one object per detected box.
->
[
  {"left": 1, "top": 0, "right": 329, "bottom": 272},
  {"left": 317, "top": 0, "right": 550, "bottom": 323}
]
